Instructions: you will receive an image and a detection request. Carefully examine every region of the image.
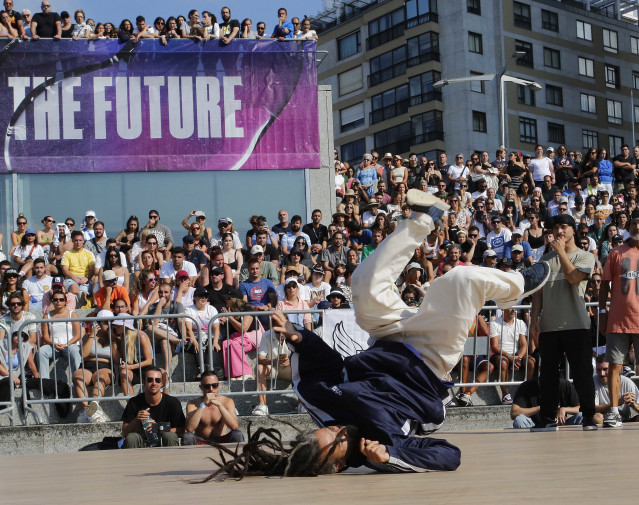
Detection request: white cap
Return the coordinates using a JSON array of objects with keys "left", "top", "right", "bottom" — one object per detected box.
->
[
  {"left": 251, "top": 245, "right": 264, "bottom": 254},
  {"left": 85, "top": 209, "right": 96, "bottom": 217},
  {"left": 483, "top": 249, "right": 497, "bottom": 258}
]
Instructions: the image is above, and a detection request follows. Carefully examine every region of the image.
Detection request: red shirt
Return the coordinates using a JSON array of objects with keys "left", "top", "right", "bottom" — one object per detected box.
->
[{"left": 602, "top": 243, "right": 639, "bottom": 333}]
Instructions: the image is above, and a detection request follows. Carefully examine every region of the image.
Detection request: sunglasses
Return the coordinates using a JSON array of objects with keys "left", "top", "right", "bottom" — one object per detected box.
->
[
  {"left": 201, "top": 382, "right": 219, "bottom": 389},
  {"left": 149, "top": 215, "right": 159, "bottom": 219},
  {"left": 9, "top": 302, "right": 23, "bottom": 307},
  {"left": 65, "top": 222, "right": 74, "bottom": 226},
  {"left": 146, "top": 377, "right": 163, "bottom": 384},
  {"left": 17, "top": 222, "right": 26, "bottom": 225},
  {"left": 46, "top": 219, "right": 55, "bottom": 223},
  {"left": 52, "top": 298, "right": 66, "bottom": 302},
  {"left": 113, "top": 305, "right": 127, "bottom": 309},
  {"left": 147, "top": 277, "right": 158, "bottom": 282}
]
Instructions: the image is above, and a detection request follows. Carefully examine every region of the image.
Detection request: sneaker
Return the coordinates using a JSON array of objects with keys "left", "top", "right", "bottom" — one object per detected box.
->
[
  {"left": 603, "top": 412, "right": 622, "bottom": 428},
  {"left": 501, "top": 393, "right": 513, "bottom": 405},
  {"left": 85, "top": 401, "right": 99, "bottom": 418},
  {"left": 520, "top": 261, "right": 551, "bottom": 299},
  {"left": 582, "top": 417, "right": 599, "bottom": 431},
  {"left": 530, "top": 417, "right": 558, "bottom": 432},
  {"left": 89, "top": 408, "right": 107, "bottom": 423},
  {"left": 455, "top": 393, "right": 472, "bottom": 407},
  {"left": 252, "top": 404, "right": 269, "bottom": 416},
  {"left": 77, "top": 410, "right": 90, "bottom": 423},
  {"left": 406, "top": 189, "right": 450, "bottom": 222},
  {"left": 296, "top": 403, "right": 308, "bottom": 414}
]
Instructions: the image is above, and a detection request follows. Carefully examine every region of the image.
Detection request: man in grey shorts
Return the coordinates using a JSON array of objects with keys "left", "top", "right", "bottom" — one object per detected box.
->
[{"left": 599, "top": 209, "right": 639, "bottom": 428}]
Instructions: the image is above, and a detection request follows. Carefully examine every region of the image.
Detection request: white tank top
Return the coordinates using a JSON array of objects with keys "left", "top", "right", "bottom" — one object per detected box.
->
[{"left": 47, "top": 310, "right": 78, "bottom": 346}]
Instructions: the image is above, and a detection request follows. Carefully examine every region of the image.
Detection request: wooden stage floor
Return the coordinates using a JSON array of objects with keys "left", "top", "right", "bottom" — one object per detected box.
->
[{"left": 2, "top": 425, "right": 635, "bottom": 504}]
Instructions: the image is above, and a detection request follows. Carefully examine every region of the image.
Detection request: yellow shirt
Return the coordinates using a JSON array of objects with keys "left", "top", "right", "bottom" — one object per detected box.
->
[{"left": 61, "top": 248, "right": 95, "bottom": 277}]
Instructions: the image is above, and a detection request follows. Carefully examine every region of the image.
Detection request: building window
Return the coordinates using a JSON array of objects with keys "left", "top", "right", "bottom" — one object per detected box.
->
[
  {"left": 515, "top": 40, "right": 533, "bottom": 67},
  {"left": 407, "top": 32, "right": 440, "bottom": 67},
  {"left": 605, "top": 65, "right": 620, "bottom": 89},
  {"left": 578, "top": 57, "right": 594, "bottom": 78},
  {"left": 472, "top": 111, "right": 487, "bottom": 133},
  {"left": 374, "top": 122, "right": 412, "bottom": 155},
  {"left": 405, "top": 0, "right": 438, "bottom": 28},
  {"left": 632, "top": 36, "right": 639, "bottom": 55},
  {"left": 548, "top": 123, "right": 565, "bottom": 144},
  {"left": 367, "top": 8, "right": 405, "bottom": 50},
  {"left": 470, "top": 71, "right": 485, "bottom": 93},
  {"left": 543, "top": 47, "right": 561, "bottom": 69},
  {"left": 633, "top": 73, "right": 639, "bottom": 90},
  {"left": 411, "top": 110, "right": 444, "bottom": 145},
  {"left": 609, "top": 136, "right": 623, "bottom": 157},
  {"left": 338, "top": 66, "right": 363, "bottom": 96},
  {"left": 409, "top": 70, "right": 442, "bottom": 105},
  {"left": 519, "top": 117, "right": 537, "bottom": 144},
  {"left": 607, "top": 99, "right": 622, "bottom": 125},
  {"left": 517, "top": 84, "right": 536, "bottom": 106},
  {"left": 370, "top": 84, "right": 409, "bottom": 124},
  {"left": 338, "top": 31, "right": 361, "bottom": 60},
  {"left": 513, "top": 2, "right": 531, "bottom": 29},
  {"left": 582, "top": 129, "right": 598, "bottom": 150},
  {"left": 546, "top": 85, "right": 563, "bottom": 106},
  {"left": 541, "top": 10, "right": 558, "bottom": 31},
  {"left": 340, "top": 102, "right": 365, "bottom": 133},
  {"left": 580, "top": 93, "right": 596, "bottom": 113},
  {"left": 635, "top": 106, "right": 639, "bottom": 123},
  {"left": 467, "top": 0, "right": 481, "bottom": 15},
  {"left": 603, "top": 29, "right": 618, "bottom": 52},
  {"left": 576, "top": 20, "right": 592, "bottom": 41},
  {"left": 468, "top": 32, "right": 483, "bottom": 54},
  {"left": 368, "top": 46, "right": 407, "bottom": 87},
  {"left": 340, "top": 138, "right": 366, "bottom": 166}
]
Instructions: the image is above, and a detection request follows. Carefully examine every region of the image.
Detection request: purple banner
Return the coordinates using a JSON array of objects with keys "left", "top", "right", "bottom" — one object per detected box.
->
[{"left": 0, "top": 39, "right": 319, "bottom": 173}]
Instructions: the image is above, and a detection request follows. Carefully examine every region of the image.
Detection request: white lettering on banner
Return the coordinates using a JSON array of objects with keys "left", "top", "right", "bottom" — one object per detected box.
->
[{"left": 8, "top": 75, "right": 246, "bottom": 141}]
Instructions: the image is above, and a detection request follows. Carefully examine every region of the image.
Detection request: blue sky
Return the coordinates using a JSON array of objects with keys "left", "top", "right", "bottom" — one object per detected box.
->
[{"left": 20, "top": 0, "right": 324, "bottom": 28}]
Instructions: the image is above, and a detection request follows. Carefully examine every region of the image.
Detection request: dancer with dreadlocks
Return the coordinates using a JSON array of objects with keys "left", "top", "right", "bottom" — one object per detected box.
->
[{"left": 199, "top": 191, "right": 550, "bottom": 478}]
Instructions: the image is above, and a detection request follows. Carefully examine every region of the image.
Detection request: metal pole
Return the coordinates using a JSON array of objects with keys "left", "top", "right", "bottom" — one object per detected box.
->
[
  {"left": 632, "top": 89, "right": 635, "bottom": 147},
  {"left": 500, "top": 74, "right": 506, "bottom": 149}
]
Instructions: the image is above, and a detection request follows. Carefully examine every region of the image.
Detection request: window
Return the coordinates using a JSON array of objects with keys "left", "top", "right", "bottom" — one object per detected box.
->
[
  {"left": 407, "top": 32, "right": 440, "bottom": 66},
  {"left": 578, "top": 57, "right": 594, "bottom": 78},
  {"left": 338, "top": 31, "right": 361, "bottom": 60},
  {"left": 370, "top": 84, "right": 409, "bottom": 124},
  {"left": 541, "top": 10, "right": 558, "bottom": 31},
  {"left": 338, "top": 66, "right": 363, "bottom": 95},
  {"left": 636, "top": 106, "right": 639, "bottom": 123},
  {"left": 467, "top": 0, "right": 481, "bottom": 15},
  {"left": 409, "top": 70, "right": 442, "bottom": 105},
  {"left": 411, "top": 110, "right": 443, "bottom": 145},
  {"left": 546, "top": 85, "right": 563, "bottom": 106},
  {"left": 519, "top": 117, "right": 537, "bottom": 144},
  {"left": 580, "top": 93, "right": 596, "bottom": 113},
  {"left": 543, "top": 47, "right": 561, "bottom": 69},
  {"left": 369, "top": 46, "right": 407, "bottom": 87},
  {"left": 607, "top": 99, "right": 622, "bottom": 125},
  {"left": 367, "top": 8, "right": 405, "bottom": 50},
  {"left": 609, "top": 136, "right": 623, "bottom": 157},
  {"left": 340, "top": 138, "right": 366, "bottom": 166},
  {"left": 576, "top": 20, "right": 592, "bottom": 41},
  {"left": 582, "top": 129, "right": 598, "bottom": 150},
  {"left": 513, "top": 2, "right": 531, "bottom": 29},
  {"left": 374, "top": 122, "right": 412, "bottom": 155},
  {"left": 605, "top": 65, "right": 620, "bottom": 89},
  {"left": 632, "top": 36, "right": 639, "bottom": 55},
  {"left": 634, "top": 72, "right": 639, "bottom": 90},
  {"left": 603, "top": 29, "right": 618, "bottom": 52},
  {"left": 517, "top": 84, "right": 536, "bottom": 106},
  {"left": 406, "top": 0, "right": 438, "bottom": 28},
  {"left": 515, "top": 40, "right": 533, "bottom": 67},
  {"left": 340, "top": 103, "right": 365, "bottom": 132},
  {"left": 472, "top": 111, "right": 487, "bottom": 133},
  {"left": 548, "top": 123, "right": 565, "bottom": 144},
  {"left": 468, "top": 32, "right": 483, "bottom": 54},
  {"left": 470, "top": 71, "right": 485, "bottom": 93}
]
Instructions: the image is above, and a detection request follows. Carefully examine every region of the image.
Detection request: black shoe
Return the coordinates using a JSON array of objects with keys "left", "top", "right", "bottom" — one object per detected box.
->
[
  {"left": 520, "top": 261, "right": 551, "bottom": 299},
  {"left": 406, "top": 189, "right": 450, "bottom": 222},
  {"left": 530, "top": 417, "right": 558, "bottom": 432},
  {"left": 582, "top": 417, "right": 599, "bottom": 431}
]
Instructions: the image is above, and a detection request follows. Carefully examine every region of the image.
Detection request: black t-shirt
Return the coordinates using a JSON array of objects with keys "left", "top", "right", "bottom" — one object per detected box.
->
[
  {"left": 262, "top": 243, "right": 280, "bottom": 263},
  {"left": 61, "top": 22, "right": 75, "bottom": 38},
  {"left": 220, "top": 19, "right": 240, "bottom": 37},
  {"left": 185, "top": 249, "right": 207, "bottom": 272},
  {"left": 541, "top": 185, "right": 559, "bottom": 204},
  {"left": 461, "top": 239, "right": 487, "bottom": 265},
  {"left": 32, "top": 11, "right": 61, "bottom": 37},
  {"left": 513, "top": 379, "right": 579, "bottom": 424},
  {"left": 7, "top": 10, "right": 23, "bottom": 31},
  {"left": 208, "top": 283, "right": 242, "bottom": 312},
  {"left": 122, "top": 392, "right": 185, "bottom": 428},
  {"left": 272, "top": 222, "right": 291, "bottom": 241},
  {"left": 302, "top": 223, "right": 328, "bottom": 245},
  {"left": 613, "top": 154, "right": 637, "bottom": 183}
]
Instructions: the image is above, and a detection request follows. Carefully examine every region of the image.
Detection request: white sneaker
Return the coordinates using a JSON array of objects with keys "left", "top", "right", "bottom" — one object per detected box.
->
[
  {"left": 252, "top": 404, "right": 269, "bottom": 416},
  {"left": 296, "top": 403, "right": 308, "bottom": 414},
  {"left": 85, "top": 401, "right": 99, "bottom": 418},
  {"left": 89, "top": 405, "right": 107, "bottom": 423},
  {"left": 77, "top": 410, "right": 90, "bottom": 423}
]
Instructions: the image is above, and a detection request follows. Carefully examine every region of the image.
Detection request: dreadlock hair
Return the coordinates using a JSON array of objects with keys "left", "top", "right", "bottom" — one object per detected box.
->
[{"left": 192, "top": 417, "right": 342, "bottom": 482}]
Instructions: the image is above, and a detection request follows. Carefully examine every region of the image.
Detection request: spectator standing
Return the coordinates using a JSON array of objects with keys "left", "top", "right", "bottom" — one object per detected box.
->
[
  {"left": 294, "top": 18, "right": 317, "bottom": 40},
  {"left": 30, "top": 0, "right": 61, "bottom": 40},
  {"left": 530, "top": 214, "right": 597, "bottom": 431},
  {"left": 240, "top": 18, "right": 256, "bottom": 38},
  {"left": 4, "top": 0, "right": 28, "bottom": 38},
  {"left": 613, "top": 144, "right": 637, "bottom": 191},
  {"left": 201, "top": 11, "right": 219, "bottom": 39},
  {"left": 271, "top": 7, "right": 293, "bottom": 39},
  {"left": 599, "top": 210, "right": 639, "bottom": 427},
  {"left": 356, "top": 154, "right": 378, "bottom": 199},
  {"left": 219, "top": 6, "right": 240, "bottom": 44},
  {"left": 255, "top": 20, "right": 266, "bottom": 38},
  {"left": 486, "top": 216, "right": 511, "bottom": 258},
  {"left": 21, "top": 8, "right": 31, "bottom": 36},
  {"left": 529, "top": 145, "right": 555, "bottom": 188}
]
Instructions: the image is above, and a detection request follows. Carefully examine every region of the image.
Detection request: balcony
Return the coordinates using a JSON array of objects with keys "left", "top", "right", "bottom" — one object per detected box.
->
[
  {"left": 368, "top": 62, "right": 407, "bottom": 87},
  {"left": 409, "top": 90, "right": 442, "bottom": 106},
  {"left": 374, "top": 139, "right": 412, "bottom": 157},
  {"left": 405, "top": 12, "right": 438, "bottom": 29},
  {"left": 407, "top": 51, "right": 440, "bottom": 68},
  {"left": 369, "top": 98, "right": 410, "bottom": 125},
  {"left": 367, "top": 24, "right": 405, "bottom": 51}
]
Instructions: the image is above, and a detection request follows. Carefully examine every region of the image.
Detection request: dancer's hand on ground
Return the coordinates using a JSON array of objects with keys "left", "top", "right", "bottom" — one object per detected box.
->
[
  {"left": 359, "top": 438, "right": 390, "bottom": 463},
  {"left": 272, "top": 310, "right": 302, "bottom": 343}
]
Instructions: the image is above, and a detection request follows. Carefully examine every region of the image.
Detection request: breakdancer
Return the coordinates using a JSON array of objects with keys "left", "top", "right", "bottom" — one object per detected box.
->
[{"left": 200, "top": 191, "right": 550, "bottom": 479}]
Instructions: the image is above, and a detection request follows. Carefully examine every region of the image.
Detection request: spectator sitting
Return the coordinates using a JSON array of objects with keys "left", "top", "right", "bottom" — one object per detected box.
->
[
  {"left": 61, "top": 230, "right": 95, "bottom": 297},
  {"left": 280, "top": 249, "right": 310, "bottom": 285},
  {"left": 22, "top": 258, "right": 52, "bottom": 311},
  {"left": 185, "top": 288, "right": 220, "bottom": 380},
  {"left": 252, "top": 229, "right": 279, "bottom": 267},
  {"left": 347, "top": 221, "right": 372, "bottom": 255},
  {"left": 302, "top": 209, "right": 328, "bottom": 254},
  {"left": 13, "top": 227, "right": 44, "bottom": 277},
  {"left": 93, "top": 270, "right": 130, "bottom": 312},
  {"left": 171, "top": 270, "right": 195, "bottom": 307},
  {"left": 238, "top": 245, "right": 279, "bottom": 285},
  {"left": 307, "top": 264, "right": 331, "bottom": 308},
  {"left": 319, "top": 231, "right": 348, "bottom": 283},
  {"left": 97, "top": 246, "right": 129, "bottom": 290},
  {"left": 184, "top": 371, "right": 243, "bottom": 443},
  {"left": 503, "top": 228, "right": 533, "bottom": 264},
  {"left": 0, "top": 290, "right": 37, "bottom": 346},
  {"left": 113, "top": 316, "right": 153, "bottom": 396},
  {"left": 480, "top": 249, "right": 498, "bottom": 268},
  {"left": 239, "top": 258, "right": 277, "bottom": 321},
  {"left": 159, "top": 247, "right": 197, "bottom": 285},
  {"left": 42, "top": 276, "right": 76, "bottom": 312},
  {"left": 182, "top": 235, "right": 208, "bottom": 287},
  {"left": 253, "top": 327, "right": 292, "bottom": 416},
  {"left": 326, "top": 286, "right": 349, "bottom": 309},
  {"left": 361, "top": 227, "right": 384, "bottom": 261},
  {"left": 486, "top": 216, "right": 512, "bottom": 258},
  {"left": 121, "top": 366, "right": 184, "bottom": 448},
  {"left": 142, "top": 210, "right": 173, "bottom": 260},
  {"left": 281, "top": 215, "right": 311, "bottom": 256},
  {"left": 209, "top": 247, "right": 235, "bottom": 286},
  {"left": 593, "top": 355, "right": 639, "bottom": 426}
]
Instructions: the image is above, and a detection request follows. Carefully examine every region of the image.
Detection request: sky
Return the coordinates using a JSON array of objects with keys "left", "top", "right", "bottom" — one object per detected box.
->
[{"left": 19, "top": 0, "right": 325, "bottom": 28}]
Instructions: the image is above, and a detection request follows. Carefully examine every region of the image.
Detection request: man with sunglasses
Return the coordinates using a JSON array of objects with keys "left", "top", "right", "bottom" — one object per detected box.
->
[
  {"left": 122, "top": 366, "right": 185, "bottom": 448},
  {"left": 183, "top": 371, "right": 242, "bottom": 444},
  {"left": 93, "top": 270, "right": 130, "bottom": 312},
  {"left": 0, "top": 293, "right": 37, "bottom": 345},
  {"left": 30, "top": 1, "right": 61, "bottom": 40}
]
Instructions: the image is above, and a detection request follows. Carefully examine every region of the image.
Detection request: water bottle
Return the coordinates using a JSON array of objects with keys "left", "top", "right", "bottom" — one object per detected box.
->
[{"left": 141, "top": 417, "right": 159, "bottom": 447}]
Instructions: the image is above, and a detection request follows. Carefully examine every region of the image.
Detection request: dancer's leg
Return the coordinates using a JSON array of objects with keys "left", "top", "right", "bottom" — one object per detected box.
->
[{"left": 351, "top": 211, "right": 434, "bottom": 335}]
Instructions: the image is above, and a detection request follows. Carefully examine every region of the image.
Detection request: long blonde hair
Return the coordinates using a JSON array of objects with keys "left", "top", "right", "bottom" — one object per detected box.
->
[{"left": 121, "top": 328, "right": 139, "bottom": 365}]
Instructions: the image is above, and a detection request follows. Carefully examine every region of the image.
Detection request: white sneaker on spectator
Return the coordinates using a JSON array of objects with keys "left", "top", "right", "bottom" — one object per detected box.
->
[
  {"left": 89, "top": 404, "right": 107, "bottom": 423},
  {"left": 85, "top": 401, "right": 99, "bottom": 418},
  {"left": 296, "top": 403, "right": 307, "bottom": 414},
  {"left": 252, "top": 404, "right": 269, "bottom": 416},
  {"left": 501, "top": 394, "right": 513, "bottom": 405},
  {"left": 77, "top": 410, "right": 90, "bottom": 423},
  {"left": 603, "top": 411, "right": 622, "bottom": 428}
]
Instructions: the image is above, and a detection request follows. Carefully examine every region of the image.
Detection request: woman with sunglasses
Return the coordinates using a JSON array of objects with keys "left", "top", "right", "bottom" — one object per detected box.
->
[
  {"left": 280, "top": 248, "right": 311, "bottom": 285},
  {"left": 36, "top": 215, "right": 55, "bottom": 250},
  {"left": 112, "top": 318, "right": 154, "bottom": 397},
  {"left": 342, "top": 201, "right": 360, "bottom": 225},
  {"left": 0, "top": 269, "right": 29, "bottom": 312},
  {"left": 98, "top": 247, "right": 129, "bottom": 290},
  {"left": 579, "top": 147, "right": 599, "bottom": 186},
  {"left": 448, "top": 196, "right": 470, "bottom": 230},
  {"left": 190, "top": 222, "right": 211, "bottom": 254},
  {"left": 517, "top": 182, "right": 532, "bottom": 207},
  {"left": 132, "top": 269, "right": 159, "bottom": 316},
  {"left": 454, "top": 180, "right": 473, "bottom": 208},
  {"left": 133, "top": 230, "right": 165, "bottom": 273},
  {"left": 115, "top": 216, "right": 139, "bottom": 263},
  {"left": 10, "top": 213, "right": 28, "bottom": 253},
  {"left": 291, "top": 237, "right": 314, "bottom": 269},
  {"left": 580, "top": 202, "right": 596, "bottom": 227},
  {"left": 13, "top": 228, "right": 43, "bottom": 278}
]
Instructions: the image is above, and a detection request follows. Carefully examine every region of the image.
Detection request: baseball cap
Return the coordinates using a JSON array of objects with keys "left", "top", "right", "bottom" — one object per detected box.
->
[
  {"left": 218, "top": 218, "right": 230, "bottom": 225},
  {"left": 182, "top": 235, "right": 195, "bottom": 243},
  {"left": 112, "top": 315, "right": 134, "bottom": 330},
  {"left": 574, "top": 194, "right": 584, "bottom": 204},
  {"left": 194, "top": 210, "right": 206, "bottom": 217},
  {"left": 553, "top": 214, "right": 577, "bottom": 228},
  {"left": 194, "top": 287, "right": 209, "bottom": 298},
  {"left": 483, "top": 249, "right": 497, "bottom": 258},
  {"left": 210, "top": 267, "right": 224, "bottom": 276},
  {"left": 52, "top": 276, "right": 64, "bottom": 286},
  {"left": 176, "top": 269, "right": 189, "bottom": 279},
  {"left": 547, "top": 147, "right": 554, "bottom": 153},
  {"left": 251, "top": 245, "right": 264, "bottom": 255},
  {"left": 511, "top": 244, "right": 524, "bottom": 253},
  {"left": 512, "top": 228, "right": 523, "bottom": 236},
  {"left": 311, "top": 264, "right": 324, "bottom": 275},
  {"left": 407, "top": 262, "right": 423, "bottom": 272},
  {"left": 85, "top": 209, "right": 96, "bottom": 217},
  {"left": 25, "top": 228, "right": 36, "bottom": 235},
  {"left": 102, "top": 270, "right": 117, "bottom": 281},
  {"left": 284, "top": 278, "right": 299, "bottom": 288},
  {"left": 4, "top": 268, "right": 19, "bottom": 277},
  {"left": 286, "top": 265, "right": 301, "bottom": 274}
]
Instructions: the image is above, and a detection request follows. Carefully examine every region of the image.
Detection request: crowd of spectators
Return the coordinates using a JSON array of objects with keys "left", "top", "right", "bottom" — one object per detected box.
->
[{"left": 0, "top": 2, "right": 318, "bottom": 43}]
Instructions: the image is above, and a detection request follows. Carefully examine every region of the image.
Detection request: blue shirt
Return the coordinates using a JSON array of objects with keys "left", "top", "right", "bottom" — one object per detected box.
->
[
  {"left": 349, "top": 229, "right": 372, "bottom": 246},
  {"left": 239, "top": 277, "right": 276, "bottom": 307},
  {"left": 272, "top": 20, "right": 294, "bottom": 38},
  {"left": 503, "top": 240, "right": 533, "bottom": 259},
  {"left": 356, "top": 167, "right": 378, "bottom": 198},
  {"left": 598, "top": 159, "right": 614, "bottom": 184}
]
